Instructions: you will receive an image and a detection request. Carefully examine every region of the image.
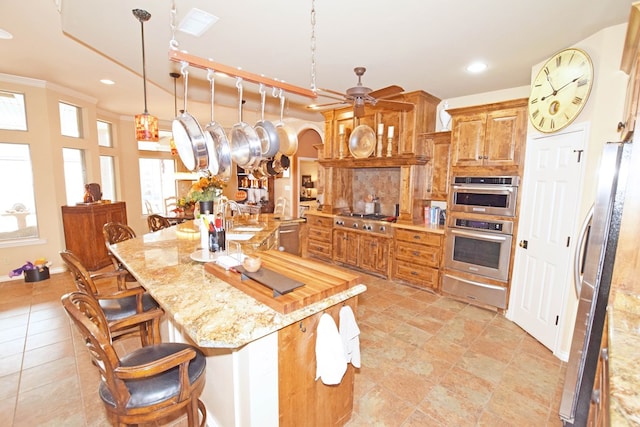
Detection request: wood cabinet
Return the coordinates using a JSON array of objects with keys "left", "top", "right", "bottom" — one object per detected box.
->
[
  {"left": 322, "top": 91, "right": 440, "bottom": 162},
  {"left": 333, "top": 229, "right": 359, "bottom": 266},
  {"left": 61, "top": 202, "right": 127, "bottom": 271},
  {"left": 333, "top": 229, "right": 391, "bottom": 277},
  {"left": 392, "top": 228, "right": 443, "bottom": 291},
  {"left": 620, "top": 2, "right": 640, "bottom": 141},
  {"left": 278, "top": 296, "right": 357, "bottom": 427},
  {"left": 359, "top": 234, "right": 391, "bottom": 276},
  {"left": 449, "top": 99, "right": 527, "bottom": 171},
  {"left": 421, "top": 131, "right": 451, "bottom": 201},
  {"left": 306, "top": 214, "right": 333, "bottom": 260}
]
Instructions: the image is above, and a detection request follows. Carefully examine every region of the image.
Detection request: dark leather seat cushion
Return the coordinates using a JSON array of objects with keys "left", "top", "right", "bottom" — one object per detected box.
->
[
  {"left": 99, "top": 293, "right": 159, "bottom": 321},
  {"left": 99, "top": 343, "right": 206, "bottom": 409}
]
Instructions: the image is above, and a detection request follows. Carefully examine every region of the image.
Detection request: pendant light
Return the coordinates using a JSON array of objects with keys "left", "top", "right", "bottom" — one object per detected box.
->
[
  {"left": 169, "top": 72, "right": 180, "bottom": 156},
  {"left": 133, "top": 8, "right": 158, "bottom": 142}
]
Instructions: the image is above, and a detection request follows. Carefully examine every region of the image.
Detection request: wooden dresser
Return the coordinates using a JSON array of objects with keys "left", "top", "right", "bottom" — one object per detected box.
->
[{"left": 61, "top": 202, "right": 127, "bottom": 270}]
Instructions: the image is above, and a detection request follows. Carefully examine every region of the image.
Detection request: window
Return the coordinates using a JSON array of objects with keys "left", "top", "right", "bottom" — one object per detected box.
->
[
  {"left": 59, "top": 102, "right": 83, "bottom": 138},
  {"left": 0, "top": 143, "right": 38, "bottom": 241},
  {"left": 97, "top": 120, "right": 113, "bottom": 147},
  {"left": 139, "top": 158, "right": 176, "bottom": 214},
  {"left": 100, "top": 155, "right": 116, "bottom": 201},
  {"left": 63, "top": 148, "right": 87, "bottom": 205},
  {"left": 138, "top": 129, "right": 172, "bottom": 152},
  {"left": 0, "top": 91, "right": 27, "bottom": 131}
]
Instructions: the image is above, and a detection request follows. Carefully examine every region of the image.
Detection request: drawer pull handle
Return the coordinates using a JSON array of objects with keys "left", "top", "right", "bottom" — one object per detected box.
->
[
  {"left": 413, "top": 235, "right": 421, "bottom": 239},
  {"left": 411, "top": 271, "right": 418, "bottom": 275},
  {"left": 412, "top": 251, "right": 420, "bottom": 256}
]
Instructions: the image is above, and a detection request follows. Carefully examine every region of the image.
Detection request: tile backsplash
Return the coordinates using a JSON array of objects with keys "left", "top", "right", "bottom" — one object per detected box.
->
[{"left": 351, "top": 168, "right": 400, "bottom": 216}]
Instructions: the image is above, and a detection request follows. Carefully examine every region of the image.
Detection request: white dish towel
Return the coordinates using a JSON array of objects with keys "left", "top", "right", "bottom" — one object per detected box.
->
[
  {"left": 339, "top": 305, "right": 361, "bottom": 368},
  {"left": 315, "top": 313, "right": 347, "bottom": 385}
]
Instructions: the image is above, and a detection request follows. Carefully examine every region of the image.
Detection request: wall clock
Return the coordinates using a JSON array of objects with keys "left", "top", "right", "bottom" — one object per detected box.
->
[{"left": 528, "top": 48, "right": 594, "bottom": 133}]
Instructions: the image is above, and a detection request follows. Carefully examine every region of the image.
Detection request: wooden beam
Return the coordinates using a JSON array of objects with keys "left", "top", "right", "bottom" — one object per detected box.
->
[{"left": 169, "top": 50, "right": 318, "bottom": 99}]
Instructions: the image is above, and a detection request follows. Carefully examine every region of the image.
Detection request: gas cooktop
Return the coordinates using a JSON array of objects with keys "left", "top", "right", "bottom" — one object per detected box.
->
[{"left": 337, "top": 212, "right": 396, "bottom": 222}]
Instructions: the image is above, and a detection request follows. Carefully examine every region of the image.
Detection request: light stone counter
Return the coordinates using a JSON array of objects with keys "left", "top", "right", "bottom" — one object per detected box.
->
[{"left": 109, "top": 220, "right": 366, "bottom": 349}]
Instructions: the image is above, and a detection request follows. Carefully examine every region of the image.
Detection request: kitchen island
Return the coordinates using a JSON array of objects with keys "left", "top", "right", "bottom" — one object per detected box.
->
[{"left": 109, "top": 220, "right": 366, "bottom": 427}]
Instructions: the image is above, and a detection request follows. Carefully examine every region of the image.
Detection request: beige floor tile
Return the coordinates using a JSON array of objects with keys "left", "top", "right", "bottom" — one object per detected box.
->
[
  {"left": 1, "top": 269, "right": 569, "bottom": 426},
  {"left": 21, "top": 338, "right": 74, "bottom": 369}
]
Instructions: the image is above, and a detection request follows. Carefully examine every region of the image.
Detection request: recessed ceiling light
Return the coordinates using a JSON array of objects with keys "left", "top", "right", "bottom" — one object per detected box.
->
[
  {"left": 178, "top": 8, "right": 219, "bottom": 37},
  {"left": 100, "top": 79, "right": 115, "bottom": 85},
  {"left": 466, "top": 61, "right": 488, "bottom": 73},
  {"left": 0, "top": 28, "right": 13, "bottom": 40}
]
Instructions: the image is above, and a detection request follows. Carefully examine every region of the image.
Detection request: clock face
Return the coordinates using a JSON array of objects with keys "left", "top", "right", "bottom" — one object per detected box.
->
[{"left": 528, "top": 48, "right": 593, "bottom": 133}]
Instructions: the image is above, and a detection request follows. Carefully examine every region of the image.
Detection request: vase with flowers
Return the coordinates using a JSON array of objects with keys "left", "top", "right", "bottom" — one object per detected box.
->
[
  {"left": 174, "top": 197, "right": 195, "bottom": 217},
  {"left": 187, "top": 171, "right": 226, "bottom": 216}
]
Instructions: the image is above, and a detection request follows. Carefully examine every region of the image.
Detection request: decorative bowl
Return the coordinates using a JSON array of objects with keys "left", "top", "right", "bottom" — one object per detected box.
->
[{"left": 242, "top": 256, "right": 262, "bottom": 272}]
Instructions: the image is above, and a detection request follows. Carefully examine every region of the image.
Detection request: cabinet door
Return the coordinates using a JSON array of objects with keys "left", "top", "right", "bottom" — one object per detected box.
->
[
  {"left": 431, "top": 134, "right": 451, "bottom": 200},
  {"left": 359, "top": 235, "right": 389, "bottom": 275},
  {"left": 484, "top": 107, "right": 525, "bottom": 166},
  {"left": 332, "top": 229, "right": 349, "bottom": 263},
  {"left": 451, "top": 113, "right": 486, "bottom": 166}
]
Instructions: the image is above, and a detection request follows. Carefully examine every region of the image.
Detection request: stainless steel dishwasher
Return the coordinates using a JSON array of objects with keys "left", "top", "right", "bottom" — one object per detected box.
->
[{"left": 278, "top": 221, "right": 302, "bottom": 256}]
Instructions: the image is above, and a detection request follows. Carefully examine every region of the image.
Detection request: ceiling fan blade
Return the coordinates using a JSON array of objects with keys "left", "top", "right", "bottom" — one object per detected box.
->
[
  {"left": 306, "top": 101, "right": 348, "bottom": 110},
  {"left": 375, "top": 99, "right": 414, "bottom": 112},
  {"left": 369, "top": 85, "right": 404, "bottom": 100},
  {"left": 354, "top": 103, "right": 365, "bottom": 118},
  {"left": 317, "top": 87, "right": 347, "bottom": 98}
]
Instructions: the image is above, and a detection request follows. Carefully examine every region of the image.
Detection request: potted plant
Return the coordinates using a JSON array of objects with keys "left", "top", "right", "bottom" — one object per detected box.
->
[{"left": 187, "top": 171, "right": 226, "bottom": 215}]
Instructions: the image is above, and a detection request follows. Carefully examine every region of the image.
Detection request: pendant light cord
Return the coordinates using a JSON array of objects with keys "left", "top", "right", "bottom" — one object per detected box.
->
[
  {"left": 310, "top": 0, "right": 317, "bottom": 92},
  {"left": 133, "top": 9, "right": 151, "bottom": 114}
]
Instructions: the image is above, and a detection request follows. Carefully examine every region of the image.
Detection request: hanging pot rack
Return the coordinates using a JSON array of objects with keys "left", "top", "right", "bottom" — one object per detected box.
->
[{"left": 168, "top": 50, "right": 318, "bottom": 100}]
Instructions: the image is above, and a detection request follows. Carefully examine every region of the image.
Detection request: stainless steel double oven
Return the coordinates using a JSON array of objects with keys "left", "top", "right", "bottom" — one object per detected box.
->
[{"left": 442, "top": 176, "right": 519, "bottom": 309}]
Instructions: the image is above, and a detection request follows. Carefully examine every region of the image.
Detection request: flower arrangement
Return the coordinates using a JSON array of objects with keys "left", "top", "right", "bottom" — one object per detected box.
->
[{"left": 187, "top": 171, "right": 226, "bottom": 202}]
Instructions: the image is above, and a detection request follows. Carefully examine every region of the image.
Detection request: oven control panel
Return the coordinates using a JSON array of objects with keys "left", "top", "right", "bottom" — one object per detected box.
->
[{"left": 454, "top": 218, "right": 513, "bottom": 235}]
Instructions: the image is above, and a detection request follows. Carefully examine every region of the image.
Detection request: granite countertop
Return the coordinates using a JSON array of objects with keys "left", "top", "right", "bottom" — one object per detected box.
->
[
  {"left": 109, "top": 220, "right": 366, "bottom": 349},
  {"left": 608, "top": 288, "right": 640, "bottom": 425}
]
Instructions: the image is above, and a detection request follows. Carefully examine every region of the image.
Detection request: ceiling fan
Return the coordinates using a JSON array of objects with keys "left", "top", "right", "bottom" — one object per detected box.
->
[{"left": 312, "top": 67, "right": 414, "bottom": 118}]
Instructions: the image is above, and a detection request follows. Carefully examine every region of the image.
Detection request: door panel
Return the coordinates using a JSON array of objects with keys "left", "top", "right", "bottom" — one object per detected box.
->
[{"left": 509, "top": 127, "right": 586, "bottom": 351}]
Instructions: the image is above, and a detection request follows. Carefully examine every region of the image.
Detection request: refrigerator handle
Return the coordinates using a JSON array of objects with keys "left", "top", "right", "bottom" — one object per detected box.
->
[{"left": 573, "top": 204, "right": 594, "bottom": 298}]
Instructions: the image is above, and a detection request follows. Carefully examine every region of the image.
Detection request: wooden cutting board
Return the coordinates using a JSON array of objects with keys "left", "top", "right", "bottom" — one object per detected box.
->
[{"left": 204, "top": 250, "right": 361, "bottom": 314}]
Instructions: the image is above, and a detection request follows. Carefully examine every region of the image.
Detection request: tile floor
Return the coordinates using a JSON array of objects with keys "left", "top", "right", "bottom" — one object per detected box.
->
[{"left": 0, "top": 270, "right": 566, "bottom": 426}]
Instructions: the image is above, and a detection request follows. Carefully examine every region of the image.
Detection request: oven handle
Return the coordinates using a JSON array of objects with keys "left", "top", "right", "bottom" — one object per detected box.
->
[
  {"left": 452, "top": 184, "right": 515, "bottom": 193},
  {"left": 449, "top": 227, "right": 510, "bottom": 242},
  {"left": 573, "top": 205, "right": 593, "bottom": 298}
]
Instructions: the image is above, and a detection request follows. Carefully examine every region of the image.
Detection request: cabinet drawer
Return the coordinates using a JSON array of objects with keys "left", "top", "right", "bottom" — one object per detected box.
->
[
  {"left": 395, "top": 228, "right": 441, "bottom": 246},
  {"left": 393, "top": 261, "right": 439, "bottom": 290},
  {"left": 306, "top": 215, "right": 333, "bottom": 228},
  {"left": 395, "top": 241, "right": 440, "bottom": 267},
  {"left": 308, "top": 227, "right": 332, "bottom": 242},
  {"left": 308, "top": 240, "right": 332, "bottom": 259}
]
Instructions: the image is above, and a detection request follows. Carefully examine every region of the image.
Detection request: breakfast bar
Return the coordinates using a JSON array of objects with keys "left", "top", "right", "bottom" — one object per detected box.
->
[{"left": 108, "top": 221, "right": 366, "bottom": 427}]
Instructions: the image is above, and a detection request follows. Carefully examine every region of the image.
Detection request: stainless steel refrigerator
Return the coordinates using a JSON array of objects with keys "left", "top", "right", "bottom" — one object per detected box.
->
[{"left": 559, "top": 141, "right": 632, "bottom": 425}]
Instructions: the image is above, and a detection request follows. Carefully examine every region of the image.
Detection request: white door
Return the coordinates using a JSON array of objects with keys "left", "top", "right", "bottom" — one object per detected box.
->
[{"left": 508, "top": 126, "right": 586, "bottom": 351}]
